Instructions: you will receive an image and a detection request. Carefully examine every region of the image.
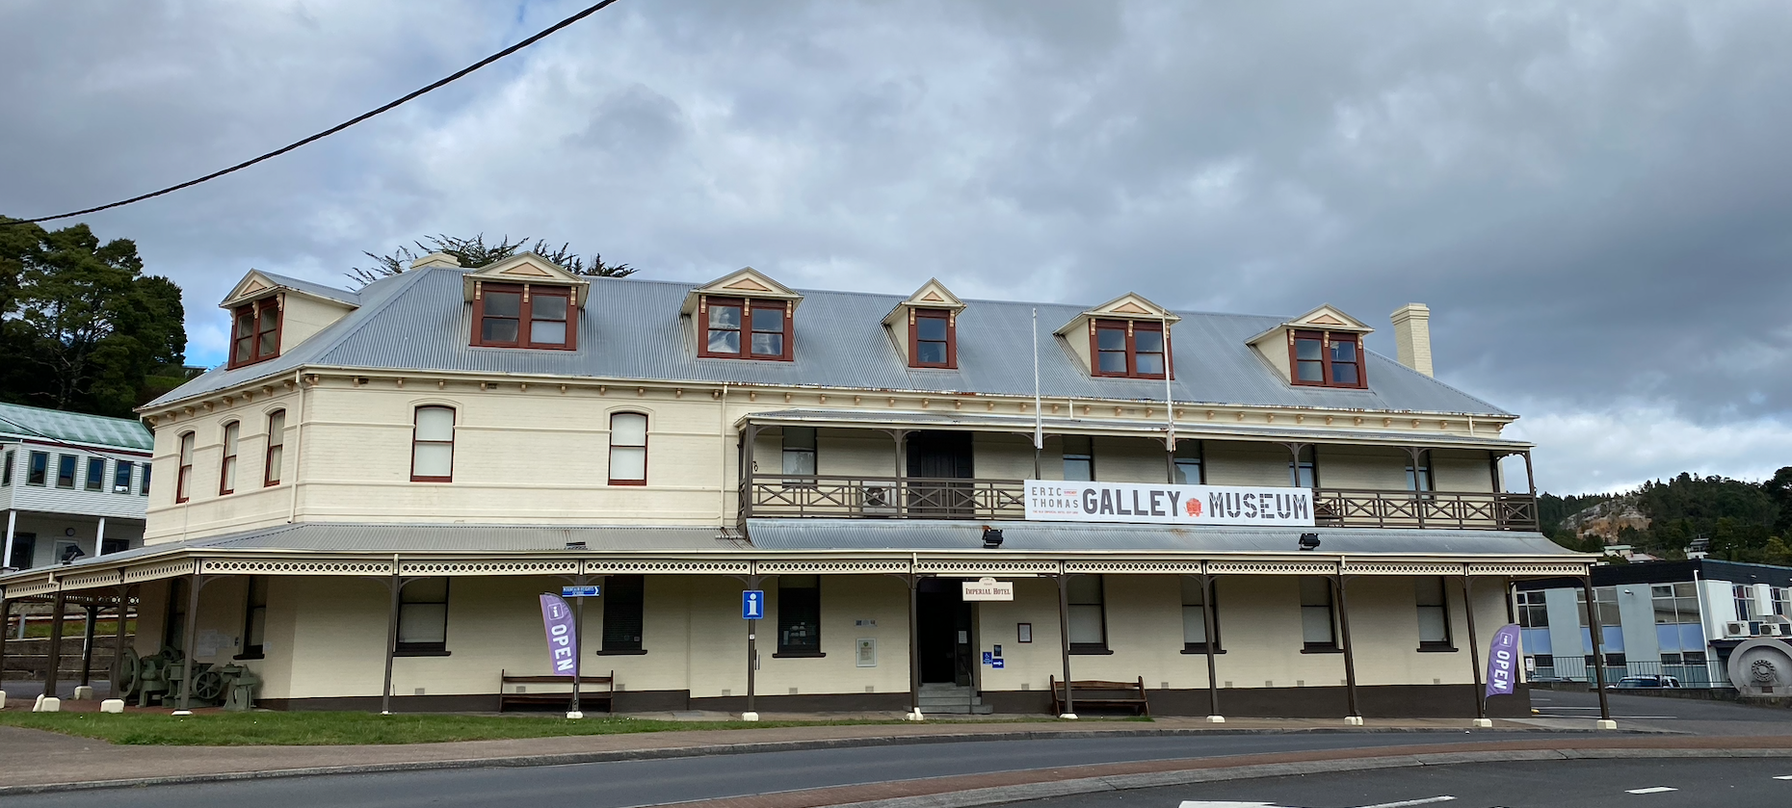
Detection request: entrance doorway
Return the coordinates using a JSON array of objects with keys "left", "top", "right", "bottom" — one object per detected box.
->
[
  {"left": 905, "top": 431, "right": 974, "bottom": 516},
  {"left": 917, "top": 577, "right": 974, "bottom": 686}
]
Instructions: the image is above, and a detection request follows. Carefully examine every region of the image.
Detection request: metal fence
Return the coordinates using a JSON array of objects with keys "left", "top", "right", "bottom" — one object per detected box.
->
[{"left": 1533, "top": 658, "right": 1731, "bottom": 688}]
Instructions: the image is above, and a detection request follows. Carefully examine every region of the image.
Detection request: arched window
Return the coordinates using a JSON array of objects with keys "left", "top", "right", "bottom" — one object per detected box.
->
[
  {"left": 264, "top": 410, "right": 287, "bottom": 486},
  {"left": 219, "top": 421, "right": 241, "bottom": 495},
  {"left": 412, "top": 406, "right": 455, "bottom": 482},
  {"left": 175, "top": 431, "right": 195, "bottom": 503},
  {"left": 609, "top": 412, "right": 648, "bottom": 485}
]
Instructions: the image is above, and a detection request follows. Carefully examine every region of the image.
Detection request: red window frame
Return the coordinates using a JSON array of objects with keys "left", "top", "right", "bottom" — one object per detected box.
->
[
  {"left": 908, "top": 308, "right": 956, "bottom": 369},
  {"left": 1288, "top": 330, "right": 1368, "bottom": 389},
  {"left": 264, "top": 409, "right": 286, "bottom": 487},
  {"left": 1089, "top": 319, "right": 1169, "bottom": 379},
  {"left": 699, "top": 296, "right": 793, "bottom": 361},
  {"left": 228, "top": 298, "right": 282, "bottom": 369},
  {"left": 411, "top": 406, "right": 456, "bottom": 483},
  {"left": 219, "top": 421, "right": 240, "bottom": 495},
  {"left": 470, "top": 283, "right": 578, "bottom": 350},
  {"left": 608, "top": 412, "right": 649, "bottom": 486},
  {"left": 175, "top": 431, "right": 195, "bottom": 503}
]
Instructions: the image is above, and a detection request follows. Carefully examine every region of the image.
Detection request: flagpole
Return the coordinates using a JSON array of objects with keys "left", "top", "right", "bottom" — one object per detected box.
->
[
  {"left": 1033, "top": 308, "right": 1043, "bottom": 452},
  {"left": 1164, "top": 314, "right": 1174, "bottom": 452}
]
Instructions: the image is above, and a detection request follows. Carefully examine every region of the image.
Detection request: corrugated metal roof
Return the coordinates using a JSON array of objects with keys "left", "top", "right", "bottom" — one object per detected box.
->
[
  {"left": 257, "top": 270, "right": 361, "bottom": 307},
  {"left": 0, "top": 400, "right": 152, "bottom": 451},
  {"left": 742, "top": 409, "right": 1530, "bottom": 449},
  {"left": 150, "top": 268, "right": 1511, "bottom": 417},
  {"left": 748, "top": 518, "right": 1577, "bottom": 556}
]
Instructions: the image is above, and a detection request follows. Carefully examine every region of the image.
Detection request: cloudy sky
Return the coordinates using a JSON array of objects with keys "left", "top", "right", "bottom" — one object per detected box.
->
[{"left": 3, "top": 0, "right": 1789, "bottom": 493}]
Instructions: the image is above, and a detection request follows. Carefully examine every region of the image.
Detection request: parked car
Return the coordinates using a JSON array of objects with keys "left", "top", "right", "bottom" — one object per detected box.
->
[{"left": 1607, "top": 675, "right": 1681, "bottom": 689}]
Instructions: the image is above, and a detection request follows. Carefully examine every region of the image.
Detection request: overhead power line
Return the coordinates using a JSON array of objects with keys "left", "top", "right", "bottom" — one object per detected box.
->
[{"left": 3, "top": 0, "right": 623, "bottom": 227}]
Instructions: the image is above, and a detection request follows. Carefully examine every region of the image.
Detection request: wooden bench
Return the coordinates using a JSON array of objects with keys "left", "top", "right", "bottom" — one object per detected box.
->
[
  {"left": 499, "top": 669, "right": 614, "bottom": 713},
  {"left": 1049, "top": 675, "right": 1149, "bottom": 716}
]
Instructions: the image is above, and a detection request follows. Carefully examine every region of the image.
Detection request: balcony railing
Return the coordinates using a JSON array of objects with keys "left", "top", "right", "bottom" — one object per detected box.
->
[{"left": 740, "top": 475, "right": 1539, "bottom": 531}]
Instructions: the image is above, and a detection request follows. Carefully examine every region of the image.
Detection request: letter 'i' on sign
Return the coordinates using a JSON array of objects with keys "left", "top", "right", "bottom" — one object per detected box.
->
[{"left": 742, "top": 590, "right": 765, "bottom": 620}]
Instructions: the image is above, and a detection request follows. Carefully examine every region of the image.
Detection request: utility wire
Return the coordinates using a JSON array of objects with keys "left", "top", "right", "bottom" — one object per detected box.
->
[{"left": 3, "top": 0, "right": 623, "bottom": 227}]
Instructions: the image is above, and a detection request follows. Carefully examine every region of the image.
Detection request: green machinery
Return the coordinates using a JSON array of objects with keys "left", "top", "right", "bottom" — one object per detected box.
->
[{"left": 116, "top": 646, "right": 262, "bottom": 711}]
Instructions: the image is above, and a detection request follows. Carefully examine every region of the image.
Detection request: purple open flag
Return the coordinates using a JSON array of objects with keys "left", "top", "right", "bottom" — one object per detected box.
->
[
  {"left": 1486, "top": 623, "right": 1521, "bottom": 697},
  {"left": 539, "top": 593, "right": 578, "bottom": 676}
]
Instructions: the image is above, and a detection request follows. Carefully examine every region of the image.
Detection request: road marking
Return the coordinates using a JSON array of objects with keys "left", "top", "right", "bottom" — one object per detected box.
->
[
  {"left": 1774, "top": 775, "right": 1792, "bottom": 780},
  {"left": 1176, "top": 799, "right": 1454, "bottom": 808},
  {"left": 1357, "top": 798, "right": 1455, "bottom": 808},
  {"left": 1626, "top": 787, "right": 1677, "bottom": 794}
]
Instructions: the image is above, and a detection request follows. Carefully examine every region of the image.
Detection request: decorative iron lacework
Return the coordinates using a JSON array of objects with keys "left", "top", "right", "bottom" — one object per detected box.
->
[
  {"left": 4, "top": 578, "right": 60, "bottom": 598},
  {"left": 1206, "top": 560, "right": 1340, "bottom": 575},
  {"left": 123, "top": 559, "right": 198, "bottom": 583},
  {"left": 401, "top": 561, "right": 579, "bottom": 576},
  {"left": 917, "top": 560, "right": 1060, "bottom": 575},
  {"left": 584, "top": 560, "right": 752, "bottom": 574},
  {"left": 756, "top": 560, "right": 910, "bottom": 574},
  {"left": 1340, "top": 562, "right": 1465, "bottom": 576},
  {"left": 203, "top": 559, "right": 394, "bottom": 576},
  {"left": 1467, "top": 562, "right": 1589, "bottom": 576},
  {"left": 60, "top": 570, "right": 125, "bottom": 591},
  {"left": 1063, "top": 561, "right": 1205, "bottom": 574}
]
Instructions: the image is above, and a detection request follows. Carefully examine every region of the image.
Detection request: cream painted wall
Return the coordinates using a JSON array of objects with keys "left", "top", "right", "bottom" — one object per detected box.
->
[
  {"left": 278, "top": 294, "right": 355, "bottom": 352},
  {"left": 145, "top": 376, "right": 1517, "bottom": 543}
]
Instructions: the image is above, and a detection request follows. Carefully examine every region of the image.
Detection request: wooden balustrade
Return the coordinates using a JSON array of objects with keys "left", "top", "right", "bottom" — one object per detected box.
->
[{"left": 739, "top": 476, "right": 1538, "bottom": 531}]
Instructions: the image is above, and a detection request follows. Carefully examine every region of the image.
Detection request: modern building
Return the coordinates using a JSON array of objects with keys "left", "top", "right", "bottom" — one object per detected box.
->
[
  {"left": 1, "top": 401, "right": 152, "bottom": 570},
  {"left": 1516, "top": 559, "right": 1792, "bottom": 686},
  {"left": 0, "top": 254, "right": 1589, "bottom": 717}
]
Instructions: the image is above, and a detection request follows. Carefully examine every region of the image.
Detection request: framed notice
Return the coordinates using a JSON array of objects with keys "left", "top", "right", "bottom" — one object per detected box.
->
[{"left": 1017, "top": 623, "right": 1033, "bottom": 643}]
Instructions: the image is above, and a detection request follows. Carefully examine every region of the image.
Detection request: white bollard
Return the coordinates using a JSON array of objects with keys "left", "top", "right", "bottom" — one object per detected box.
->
[
  {"left": 1344, "top": 715, "right": 1365, "bottom": 725},
  {"left": 1472, "top": 717, "right": 1494, "bottom": 728},
  {"left": 906, "top": 709, "right": 925, "bottom": 721},
  {"left": 1058, "top": 713, "right": 1079, "bottom": 720},
  {"left": 0, "top": 689, "right": 7, "bottom": 709},
  {"left": 73, "top": 686, "right": 94, "bottom": 701},
  {"left": 34, "top": 697, "right": 60, "bottom": 713},
  {"left": 1206, "top": 715, "right": 1226, "bottom": 723},
  {"left": 740, "top": 711, "right": 760, "bottom": 722},
  {"left": 566, "top": 711, "right": 584, "bottom": 720},
  {"left": 1596, "top": 719, "right": 1618, "bottom": 730},
  {"left": 100, "top": 699, "right": 125, "bottom": 714}
]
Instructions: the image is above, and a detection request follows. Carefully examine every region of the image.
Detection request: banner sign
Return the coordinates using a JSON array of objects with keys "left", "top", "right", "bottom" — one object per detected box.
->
[
  {"left": 1024, "top": 480, "right": 1316, "bottom": 527},
  {"left": 538, "top": 593, "right": 578, "bottom": 676},
  {"left": 962, "top": 577, "right": 1015, "bottom": 601},
  {"left": 1486, "top": 623, "right": 1521, "bottom": 697}
]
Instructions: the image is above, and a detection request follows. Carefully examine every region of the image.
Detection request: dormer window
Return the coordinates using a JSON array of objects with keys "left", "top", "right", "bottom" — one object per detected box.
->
[
  {"left": 1092, "top": 319, "right": 1167, "bottom": 379},
  {"left": 1290, "top": 330, "right": 1366, "bottom": 388},
  {"left": 701, "top": 296, "right": 792, "bottom": 360},
  {"left": 473, "top": 283, "right": 577, "bottom": 350},
  {"left": 910, "top": 309, "right": 956, "bottom": 368},
  {"left": 229, "top": 298, "right": 281, "bottom": 369}
]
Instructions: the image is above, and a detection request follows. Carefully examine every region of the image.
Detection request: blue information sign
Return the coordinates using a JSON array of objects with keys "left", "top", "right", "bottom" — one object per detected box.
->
[
  {"left": 742, "top": 590, "right": 766, "bottom": 620},
  {"left": 562, "top": 585, "right": 600, "bottom": 598},
  {"left": 992, "top": 659, "right": 1005, "bottom": 669},
  {"left": 982, "top": 651, "right": 994, "bottom": 665}
]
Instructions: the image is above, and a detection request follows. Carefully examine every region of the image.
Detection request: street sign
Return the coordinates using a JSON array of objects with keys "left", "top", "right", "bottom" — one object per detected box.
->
[
  {"left": 562, "top": 585, "right": 600, "bottom": 598},
  {"left": 742, "top": 589, "right": 766, "bottom": 620}
]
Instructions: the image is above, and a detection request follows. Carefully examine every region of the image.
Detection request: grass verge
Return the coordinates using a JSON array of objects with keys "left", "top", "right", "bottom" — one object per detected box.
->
[{"left": 0, "top": 711, "right": 1129, "bottom": 746}]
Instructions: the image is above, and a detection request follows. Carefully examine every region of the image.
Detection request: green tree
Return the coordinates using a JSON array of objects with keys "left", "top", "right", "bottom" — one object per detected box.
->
[
  {"left": 1765, "top": 466, "right": 1792, "bottom": 537},
  {"left": 348, "top": 234, "right": 636, "bottom": 287},
  {"left": 0, "top": 217, "right": 187, "bottom": 417}
]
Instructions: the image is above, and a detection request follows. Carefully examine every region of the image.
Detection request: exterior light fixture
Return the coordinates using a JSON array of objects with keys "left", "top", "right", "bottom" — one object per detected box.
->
[
  {"left": 1298, "top": 533, "right": 1321, "bottom": 551},
  {"left": 60, "top": 544, "right": 86, "bottom": 565},
  {"left": 982, "top": 528, "right": 1005, "bottom": 549}
]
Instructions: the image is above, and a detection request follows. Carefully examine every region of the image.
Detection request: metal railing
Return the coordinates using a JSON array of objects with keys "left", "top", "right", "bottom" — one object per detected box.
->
[
  {"left": 740, "top": 475, "right": 1538, "bottom": 530},
  {"left": 1535, "top": 659, "right": 1731, "bottom": 688}
]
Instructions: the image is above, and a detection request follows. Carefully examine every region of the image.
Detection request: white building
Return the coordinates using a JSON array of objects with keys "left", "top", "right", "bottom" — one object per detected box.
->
[{"left": 1, "top": 401, "right": 151, "bottom": 570}]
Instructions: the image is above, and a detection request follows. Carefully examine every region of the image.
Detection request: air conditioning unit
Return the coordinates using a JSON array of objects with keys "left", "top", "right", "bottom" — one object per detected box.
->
[
  {"left": 860, "top": 485, "right": 897, "bottom": 516},
  {"left": 1725, "top": 620, "right": 1752, "bottom": 638},
  {"left": 1765, "top": 624, "right": 1792, "bottom": 638}
]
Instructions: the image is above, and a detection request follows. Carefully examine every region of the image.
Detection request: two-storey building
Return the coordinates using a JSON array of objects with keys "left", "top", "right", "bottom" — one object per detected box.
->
[
  {"left": 0, "top": 254, "right": 1589, "bottom": 719},
  {"left": 1, "top": 401, "right": 151, "bottom": 570}
]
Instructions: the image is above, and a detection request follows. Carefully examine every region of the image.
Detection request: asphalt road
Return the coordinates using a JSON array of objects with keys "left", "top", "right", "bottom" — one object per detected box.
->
[
  {"left": 2, "top": 732, "right": 1587, "bottom": 808},
  {"left": 1022, "top": 757, "right": 1792, "bottom": 807}
]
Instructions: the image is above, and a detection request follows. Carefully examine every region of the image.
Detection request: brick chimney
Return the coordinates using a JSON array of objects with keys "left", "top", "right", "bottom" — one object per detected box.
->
[{"left": 1390, "top": 303, "right": 1433, "bottom": 377}]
